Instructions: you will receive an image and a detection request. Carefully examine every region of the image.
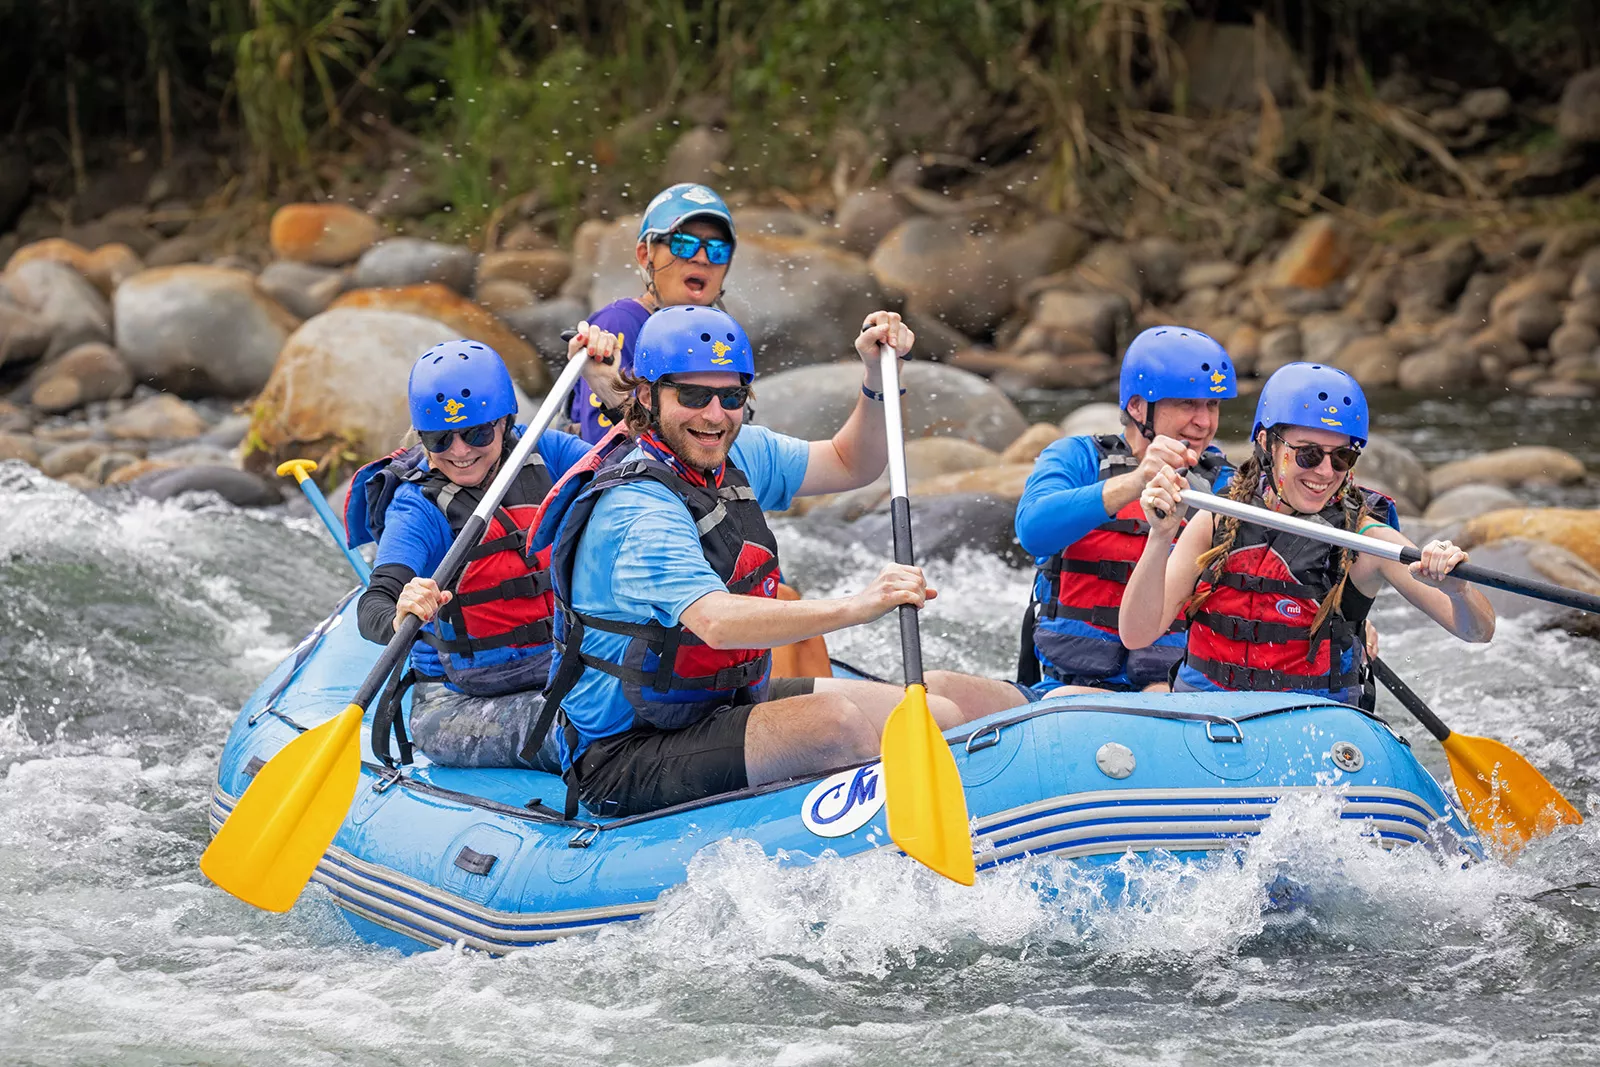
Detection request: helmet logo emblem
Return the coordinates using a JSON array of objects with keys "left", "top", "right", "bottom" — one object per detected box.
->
[
  {"left": 443, "top": 398, "right": 467, "bottom": 423},
  {"left": 710, "top": 339, "right": 733, "bottom": 364},
  {"left": 682, "top": 185, "right": 717, "bottom": 204},
  {"left": 1209, "top": 370, "right": 1227, "bottom": 393},
  {"left": 1320, "top": 404, "right": 1342, "bottom": 428}
]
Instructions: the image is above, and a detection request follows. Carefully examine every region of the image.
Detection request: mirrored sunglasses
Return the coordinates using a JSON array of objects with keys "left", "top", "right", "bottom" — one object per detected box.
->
[{"left": 665, "top": 232, "right": 734, "bottom": 265}]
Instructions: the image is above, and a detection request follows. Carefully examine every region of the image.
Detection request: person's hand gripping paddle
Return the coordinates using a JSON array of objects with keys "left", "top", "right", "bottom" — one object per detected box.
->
[
  {"left": 875, "top": 345, "right": 976, "bottom": 886},
  {"left": 200, "top": 348, "right": 595, "bottom": 912}
]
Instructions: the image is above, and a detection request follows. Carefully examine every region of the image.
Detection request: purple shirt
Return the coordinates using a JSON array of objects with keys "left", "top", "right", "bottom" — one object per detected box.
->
[{"left": 569, "top": 297, "right": 653, "bottom": 444}]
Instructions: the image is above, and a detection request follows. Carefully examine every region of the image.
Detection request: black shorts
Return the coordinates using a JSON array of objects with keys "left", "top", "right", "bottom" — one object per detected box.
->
[{"left": 571, "top": 676, "right": 820, "bottom": 818}]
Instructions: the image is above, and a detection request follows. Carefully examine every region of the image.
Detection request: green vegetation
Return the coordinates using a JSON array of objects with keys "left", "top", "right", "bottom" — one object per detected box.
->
[{"left": 3, "top": 0, "right": 1595, "bottom": 236}]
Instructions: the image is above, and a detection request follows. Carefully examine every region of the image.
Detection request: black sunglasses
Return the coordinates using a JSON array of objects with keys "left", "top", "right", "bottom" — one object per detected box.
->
[
  {"left": 419, "top": 421, "right": 499, "bottom": 453},
  {"left": 662, "top": 378, "right": 749, "bottom": 411},
  {"left": 1271, "top": 430, "right": 1361, "bottom": 473}
]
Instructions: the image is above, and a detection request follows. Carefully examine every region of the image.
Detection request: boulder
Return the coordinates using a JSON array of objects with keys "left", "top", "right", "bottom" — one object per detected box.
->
[
  {"left": 1550, "top": 321, "right": 1600, "bottom": 360},
  {"left": 83, "top": 244, "right": 145, "bottom": 294},
  {"left": 113, "top": 266, "right": 300, "bottom": 396},
  {"left": 6, "top": 237, "right": 92, "bottom": 275},
  {"left": 1257, "top": 324, "right": 1303, "bottom": 375},
  {"left": 1027, "top": 290, "right": 1132, "bottom": 355},
  {"left": 1556, "top": 68, "right": 1600, "bottom": 144},
  {"left": 1179, "top": 260, "right": 1241, "bottom": 292},
  {"left": 1443, "top": 538, "right": 1600, "bottom": 618},
  {"left": 1000, "top": 422, "right": 1066, "bottom": 465},
  {"left": 498, "top": 295, "right": 588, "bottom": 365},
  {"left": 257, "top": 260, "right": 348, "bottom": 319},
  {"left": 1397, "top": 237, "right": 1481, "bottom": 318},
  {"left": 268, "top": 203, "right": 382, "bottom": 266},
  {"left": 1356, "top": 434, "right": 1431, "bottom": 511},
  {"left": 476, "top": 250, "right": 572, "bottom": 299},
  {"left": 735, "top": 209, "right": 824, "bottom": 240},
  {"left": 475, "top": 279, "right": 539, "bottom": 315},
  {"left": 1535, "top": 223, "right": 1600, "bottom": 268},
  {"left": 25, "top": 342, "right": 134, "bottom": 413},
  {"left": 1421, "top": 483, "right": 1523, "bottom": 525},
  {"left": 1225, "top": 323, "right": 1261, "bottom": 376},
  {"left": 753, "top": 360, "right": 1027, "bottom": 451},
  {"left": 1460, "top": 87, "right": 1512, "bottom": 122},
  {"left": 661, "top": 126, "right": 731, "bottom": 187},
  {"left": 245, "top": 309, "right": 461, "bottom": 482},
  {"left": 1458, "top": 508, "right": 1600, "bottom": 571},
  {"left": 2, "top": 259, "right": 112, "bottom": 359},
  {"left": 868, "top": 218, "right": 1016, "bottom": 337},
  {"left": 1428, "top": 446, "right": 1587, "bottom": 496},
  {"left": 1060, "top": 402, "right": 1124, "bottom": 438},
  {"left": 1510, "top": 295, "right": 1564, "bottom": 349},
  {"left": 903, "top": 437, "right": 1002, "bottom": 479},
  {"left": 1301, "top": 314, "right": 1365, "bottom": 365},
  {"left": 85, "top": 449, "right": 140, "bottom": 484},
  {"left": 949, "top": 349, "right": 1114, "bottom": 391},
  {"left": 1397, "top": 344, "right": 1478, "bottom": 391},
  {"left": 1266, "top": 217, "right": 1351, "bottom": 289},
  {"left": 832, "top": 189, "right": 916, "bottom": 257},
  {"left": 0, "top": 432, "right": 39, "bottom": 467},
  {"left": 1572, "top": 248, "right": 1600, "bottom": 300},
  {"left": 1490, "top": 270, "right": 1572, "bottom": 322},
  {"left": 352, "top": 238, "right": 476, "bottom": 293},
  {"left": 39, "top": 440, "right": 108, "bottom": 479},
  {"left": 0, "top": 399, "right": 31, "bottom": 432},
  {"left": 718, "top": 238, "right": 892, "bottom": 370},
  {"left": 102, "top": 393, "right": 209, "bottom": 440},
  {"left": 129, "top": 464, "right": 283, "bottom": 508},
  {"left": 1464, "top": 324, "right": 1533, "bottom": 368},
  {"left": 0, "top": 298, "right": 52, "bottom": 366},
  {"left": 1334, "top": 334, "right": 1401, "bottom": 388},
  {"left": 1527, "top": 378, "right": 1596, "bottom": 399},
  {"left": 330, "top": 284, "right": 549, "bottom": 395}
]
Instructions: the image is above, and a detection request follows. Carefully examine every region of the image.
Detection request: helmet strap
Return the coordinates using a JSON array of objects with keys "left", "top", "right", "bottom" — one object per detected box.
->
[{"left": 1127, "top": 399, "right": 1158, "bottom": 446}]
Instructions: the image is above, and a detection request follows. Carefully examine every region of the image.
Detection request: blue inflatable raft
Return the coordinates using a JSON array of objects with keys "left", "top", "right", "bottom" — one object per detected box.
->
[{"left": 208, "top": 592, "right": 1481, "bottom": 953}]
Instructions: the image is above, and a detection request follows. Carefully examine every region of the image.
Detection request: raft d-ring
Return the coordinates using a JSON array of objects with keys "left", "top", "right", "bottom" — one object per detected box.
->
[
  {"left": 965, "top": 725, "right": 1002, "bottom": 754},
  {"left": 371, "top": 768, "right": 404, "bottom": 794},
  {"left": 568, "top": 825, "right": 600, "bottom": 849},
  {"left": 1205, "top": 718, "right": 1244, "bottom": 744}
]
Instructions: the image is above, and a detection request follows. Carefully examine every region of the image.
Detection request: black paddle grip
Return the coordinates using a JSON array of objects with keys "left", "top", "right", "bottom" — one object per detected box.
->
[
  {"left": 1399, "top": 547, "right": 1600, "bottom": 614},
  {"left": 890, "top": 494, "right": 924, "bottom": 687},
  {"left": 1369, "top": 656, "right": 1451, "bottom": 743},
  {"left": 352, "top": 513, "right": 488, "bottom": 709}
]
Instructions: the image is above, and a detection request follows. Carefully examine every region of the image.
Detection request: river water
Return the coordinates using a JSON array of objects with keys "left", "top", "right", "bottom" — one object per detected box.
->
[{"left": 2, "top": 391, "right": 1599, "bottom": 1066}]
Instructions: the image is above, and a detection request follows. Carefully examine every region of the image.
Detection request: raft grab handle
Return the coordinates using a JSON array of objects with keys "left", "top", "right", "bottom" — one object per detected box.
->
[
  {"left": 453, "top": 847, "right": 497, "bottom": 876},
  {"left": 1206, "top": 719, "right": 1244, "bottom": 744}
]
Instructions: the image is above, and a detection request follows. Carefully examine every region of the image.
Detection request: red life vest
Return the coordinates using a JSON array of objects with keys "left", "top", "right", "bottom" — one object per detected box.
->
[
  {"left": 1182, "top": 487, "right": 1392, "bottom": 696},
  {"left": 1030, "top": 434, "right": 1227, "bottom": 688},
  {"left": 346, "top": 437, "right": 556, "bottom": 696},
  {"left": 540, "top": 442, "right": 781, "bottom": 738}
]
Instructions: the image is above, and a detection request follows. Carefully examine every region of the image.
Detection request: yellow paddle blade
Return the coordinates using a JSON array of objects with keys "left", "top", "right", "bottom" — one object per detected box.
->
[
  {"left": 1441, "top": 730, "right": 1584, "bottom": 857},
  {"left": 199, "top": 704, "right": 365, "bottom": 912},
  {"left": 880, "top": 684, "right": 976, "bottom": 886}
]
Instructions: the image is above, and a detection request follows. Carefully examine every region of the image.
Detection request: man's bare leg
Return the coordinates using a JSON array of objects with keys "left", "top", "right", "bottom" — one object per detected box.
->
[
  {"left": 923, "top": 670, "right": 1033, "bottom": 719},
  {"left": 744, "top": 691, "right": 879, "bottom": 785},
  {"left": 813, "top": 677, "right": 977, "bottom": 730}
]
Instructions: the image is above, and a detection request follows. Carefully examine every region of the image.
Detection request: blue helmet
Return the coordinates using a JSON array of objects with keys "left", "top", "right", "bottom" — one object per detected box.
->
[
  {"left": 1253, "top": 362, "right": 1369, "bottom": 447},
  {"left": 638, "top": 183, "right": 736, "bottom": 244},
  {"left": 633, "top": 305, "right": 755, "bottom": 382},
  {"left": 1118, "top": 325, "right": 1238, "bottom": 410},
  {"left": 408, "top": 340, "right": 517, "bottom": 432}
]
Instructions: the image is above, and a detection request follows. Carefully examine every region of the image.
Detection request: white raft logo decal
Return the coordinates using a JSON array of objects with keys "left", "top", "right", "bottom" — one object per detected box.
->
[{"left": 801, "top": 764, "right": 885, "bottom": 838}]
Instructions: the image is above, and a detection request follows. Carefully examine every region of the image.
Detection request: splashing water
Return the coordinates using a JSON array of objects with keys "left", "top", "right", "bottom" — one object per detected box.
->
[{"left": 2, "top": 460, "right": 1600, "bottom": 1065}]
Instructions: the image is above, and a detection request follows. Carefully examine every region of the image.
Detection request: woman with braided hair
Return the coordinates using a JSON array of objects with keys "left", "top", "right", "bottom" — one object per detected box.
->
[{"left": 1119, "top": 362, "right": 1495, "bottom": 704}]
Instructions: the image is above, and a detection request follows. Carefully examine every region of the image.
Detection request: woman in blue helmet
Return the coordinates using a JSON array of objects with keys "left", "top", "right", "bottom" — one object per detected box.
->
[
  {"left": 345, "top": 340, "right": 616, "bottom": 771},
  {"left": 1015, "top": 325, "right": 1238, "bottom": 695},
  {"left": 1121, "top": 362, "right": 1495, "bottom": 704},
  {"left": 566, "top": 182, "right": 738, "bottom": 443}
]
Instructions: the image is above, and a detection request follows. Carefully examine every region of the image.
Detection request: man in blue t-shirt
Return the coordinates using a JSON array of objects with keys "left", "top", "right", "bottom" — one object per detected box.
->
[
  {"left": 566, "top": 182, "right": 737, "bottom": 442},
  {"left": 540, "top": 306, "right": 1035, "bottom": 817},
  {"left": 1014, "top": 326, "right": 1238, "bottom": 696}
]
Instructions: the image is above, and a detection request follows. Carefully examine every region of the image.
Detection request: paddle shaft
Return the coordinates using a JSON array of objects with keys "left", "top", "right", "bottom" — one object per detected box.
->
[
  {"left": 878, "top": 345, "right": 923, "bottom": 686},
  {"left": 349, "top": 351, "right": 593, "bottom": 713},
  {"left": 1368, "top": 655, "right": 1451, "bottom": 742},
  {"left": 278, "top": 462, "right": 373, "bottom": 583},
  {"left": 1184, "top": 490, "right": 1600, "bottom": 616}
]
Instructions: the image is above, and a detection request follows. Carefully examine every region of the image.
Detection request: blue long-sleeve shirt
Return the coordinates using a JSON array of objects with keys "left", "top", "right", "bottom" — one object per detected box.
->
[{"left": 1014, "top": 434, "right": 1234, "bottom": 563}]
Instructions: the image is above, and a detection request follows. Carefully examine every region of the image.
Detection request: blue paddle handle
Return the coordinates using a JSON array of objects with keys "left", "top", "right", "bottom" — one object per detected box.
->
[{"left": 293, "top": 475, "right": 372, "bottom": 583}]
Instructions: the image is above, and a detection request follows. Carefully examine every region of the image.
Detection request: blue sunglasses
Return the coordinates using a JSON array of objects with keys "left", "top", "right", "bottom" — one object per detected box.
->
[{"left": 665, "top": 232, "right": 734, "bottom": 266}]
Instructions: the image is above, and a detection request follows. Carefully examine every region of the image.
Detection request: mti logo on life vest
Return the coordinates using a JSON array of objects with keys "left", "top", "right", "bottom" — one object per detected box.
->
[
  {"left": 802, "top": 764, "right": 885, "bottom": 837},
  {"left": 1275, "top": 598, "right": 1304, "bottom": 619},
  {"left": 443, "top": 398, "right": 467, "bottom": 423},
  {"left": 710, "top": 339, "right": 733, "bottom": 364}
]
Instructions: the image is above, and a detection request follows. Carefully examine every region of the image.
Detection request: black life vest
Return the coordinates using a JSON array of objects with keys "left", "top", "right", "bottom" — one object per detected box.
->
[
  {"left": 538, "top": 439, "right": 781, "bottom": 748},
  {"left": 1029, "top": 434, "right": 1228, "bottom": 688},
  {"left": 345, "top": 433, "right": 556, "bottom": 696},
  {"left": 1181, "top": 486, "right": 1395, "bottom": 699}
]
